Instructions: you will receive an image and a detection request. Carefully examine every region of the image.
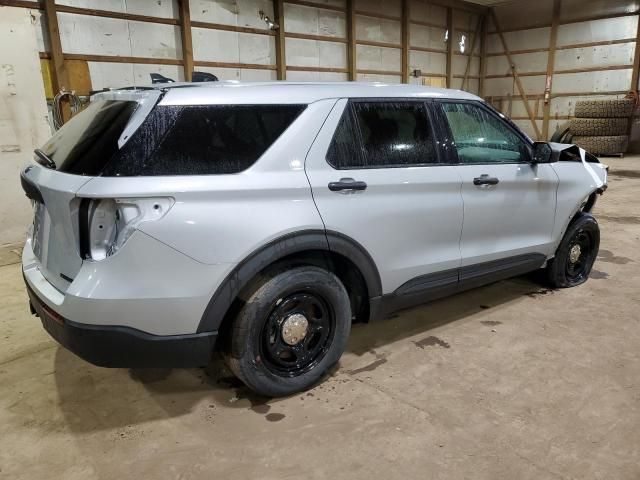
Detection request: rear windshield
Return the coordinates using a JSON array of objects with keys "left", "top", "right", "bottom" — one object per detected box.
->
[
  {"left": 39, "top": 100, "right": 138, "bottom": 175},
  {"left": 38, "top": 101, "right": 305, "bottom": 176}
]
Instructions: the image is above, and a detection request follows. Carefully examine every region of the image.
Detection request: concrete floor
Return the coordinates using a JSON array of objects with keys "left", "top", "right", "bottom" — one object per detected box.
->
[{"left": 1, "top": 158, "right": 639, "bottom": 480}]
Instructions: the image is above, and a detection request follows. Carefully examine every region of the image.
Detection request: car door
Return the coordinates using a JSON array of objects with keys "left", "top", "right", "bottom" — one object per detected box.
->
[
  {"left": 305, "top": 98, "right": 463, "bottom": 296},
  {"left": 435, "top": 100, "right": 558, "bottom": 281}
]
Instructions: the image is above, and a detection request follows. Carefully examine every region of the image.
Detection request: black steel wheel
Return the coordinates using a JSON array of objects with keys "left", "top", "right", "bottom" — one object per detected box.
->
[
  {"left": 224, "top": 266, "right": 351, "bottom": 397},
  {"left": 565, "top": 229, "right": 595, "bottom": 283},
  {"left": 260, "top": 292, "right": 335, "bottom": 377},
  {"left": 547, "top": 213, "right": 600, "bottom": 288}
]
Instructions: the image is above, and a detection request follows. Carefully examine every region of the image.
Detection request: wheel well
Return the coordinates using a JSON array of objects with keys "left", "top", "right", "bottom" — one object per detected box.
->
[
  {"left": 562, "top": 191, "right": 598, "bottom": 239},
  {"left": 215, "top": 250, "right": 371, "bottom": 351},
  {"left": 582, "top": 191, "right": 598, "bottom": 214}
]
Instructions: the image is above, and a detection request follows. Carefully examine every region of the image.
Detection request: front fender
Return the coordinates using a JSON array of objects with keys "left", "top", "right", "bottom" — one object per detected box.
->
[{"left": 550, "top": 144, "right": 607, "bottom": 252}]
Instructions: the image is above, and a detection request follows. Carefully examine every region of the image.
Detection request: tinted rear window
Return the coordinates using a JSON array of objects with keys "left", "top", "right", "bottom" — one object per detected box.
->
[
  {"left": 40, "top": 100, "right": 138, "bottom": 176},
  {"left": 104, "top": 104, "right": 305, "bottom": 176}
]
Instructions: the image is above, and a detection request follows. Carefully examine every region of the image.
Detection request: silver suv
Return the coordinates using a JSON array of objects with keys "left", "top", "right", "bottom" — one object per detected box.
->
[{"left": 21, "top": 82, "right": 607, "bottom": 397}]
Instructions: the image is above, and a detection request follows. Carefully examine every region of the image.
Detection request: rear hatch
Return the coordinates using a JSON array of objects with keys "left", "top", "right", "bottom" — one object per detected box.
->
[{"left": 22, "top": 89, "right": 161, "bottom": 292}]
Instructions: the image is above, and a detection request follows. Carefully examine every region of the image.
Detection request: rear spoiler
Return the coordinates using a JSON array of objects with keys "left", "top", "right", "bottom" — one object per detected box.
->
[{"left": 91, "top": 89, "right": 163, "bottom": 149}]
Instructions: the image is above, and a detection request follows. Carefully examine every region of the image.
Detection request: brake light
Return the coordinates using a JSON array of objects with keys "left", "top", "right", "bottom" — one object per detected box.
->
[{"left": 79, "top": 197, "right": 174, "bottom": 260}]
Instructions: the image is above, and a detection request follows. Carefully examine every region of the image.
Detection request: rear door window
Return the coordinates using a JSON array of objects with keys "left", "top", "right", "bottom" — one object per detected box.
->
[
  {"left": 103, "top": 104, "right": 305, "bottom": 176},
  {"left": 326, "top": 101, "right": 438, "bottom": 169}
]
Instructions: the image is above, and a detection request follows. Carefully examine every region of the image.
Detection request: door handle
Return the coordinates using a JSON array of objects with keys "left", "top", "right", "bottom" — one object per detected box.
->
[
  {"left": 328, "top": 178, "right": 368, "bottom": 192},
  {"left": 473, "top": 174, "right": 500, "bottom": 186}
]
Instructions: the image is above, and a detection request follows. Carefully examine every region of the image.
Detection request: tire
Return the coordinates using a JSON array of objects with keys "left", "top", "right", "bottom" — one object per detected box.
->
[
  {"left": 573, "top": 135, "right": 629, "bottom": 155},
  {"left": 574, "top": 99, "right": 635, "bottom": 118},
  {"left": 570, "top": 117, "right": 628, "bottom": 136},
  {"left": 547, "top": 213, "right": 600, "bottom": 288},
  {"left": 224, "top": 266, "right": 351, "bottom": 397},
  {"left": 550, "top": 121, "right": 570, "bottom": 142}
]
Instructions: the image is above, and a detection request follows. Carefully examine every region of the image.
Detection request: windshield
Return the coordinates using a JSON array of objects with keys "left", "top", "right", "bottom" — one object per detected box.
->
[{"left": 38, "top": 100, "right": 138, "bottom": 175}]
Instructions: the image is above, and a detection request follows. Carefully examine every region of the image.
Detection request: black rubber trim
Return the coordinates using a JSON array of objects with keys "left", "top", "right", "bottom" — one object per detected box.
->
[
  {"left": 78, "top": 198, "right": 91, "bottom": 260},
  {"left": 395, "top": 268, "right": 458, "bottom": 296},
  {"left": 20, "top": 169, "right": 44, "bottom": 204},
  {"left": 26, "top": 281, "right": 216, "bottom": 368},
  {"left": 371, "top": 253, "right": 546, "bottom": 321},
  {"left": 196, "top": 230, "right": 383, "bottom": 333},
  {"left": 459, "top": 253, "right": 546, "bottom": 291}
]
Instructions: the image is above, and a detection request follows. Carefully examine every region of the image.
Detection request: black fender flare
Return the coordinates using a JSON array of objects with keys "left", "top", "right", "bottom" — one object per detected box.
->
[{"left": 197, "top": 230, "right": 382, "bottom": 333}]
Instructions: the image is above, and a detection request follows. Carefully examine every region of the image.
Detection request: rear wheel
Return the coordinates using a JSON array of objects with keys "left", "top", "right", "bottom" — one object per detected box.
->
[
  {"left": 547, "top": 213, "right": 600, "bottom": 288},
  {"left": 224, "top": 266, "right": 351, "bottom": 397}
]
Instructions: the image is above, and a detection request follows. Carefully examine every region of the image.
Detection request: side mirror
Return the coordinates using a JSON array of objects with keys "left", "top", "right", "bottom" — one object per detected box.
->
[{"left": 531, "top": 141, "right": 552, "bottom": 164}]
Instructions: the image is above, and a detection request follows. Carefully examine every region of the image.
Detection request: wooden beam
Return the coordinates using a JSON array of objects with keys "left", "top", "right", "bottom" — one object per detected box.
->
[
  {"left": 273, "top": 0, "right": 286, "bottom": 80},
  {"left": 191, "top": 20, "right": 274, "bottom": 36},
  {"left": 63, "top": 53, "right": 183, "bottom": 66},
  {"left": 194, "top": 60, "right": 276, "bottom": 70},
  {"left": 631, "top": 12, "right": 640, "bottom": 92},
  {"left": 490, "top": 9, "right": 541, "bottom": 139},
  {"left": 347, "top": 0, "right": 356, "bottom": 81},
  {"left": 357, "top": 39, "right": 402, "bottom": 49},
  {"left": 486, "top": 64, "right": 634, "bottom": 79},
  {"left": 402, "top": 0, "right": 409, "bottom": 83},
  {"left": 42, "top": 0, "right": 67, "bottom": 93},
  {"left": 411, "top": 19, "right": 446, "bottom": 29},
  {"left": 0, "top": 0, "right": 40, "bottom": 8},
  {"left": 357, "top": 69, "right": 402, "bottom": 76},
  {"left": 446, "top": 7, "right": 454, "bottom": 88},
  {"left": 285, "top": 32, "right": 347, "bottom": 43},
  {"left": 479, "top": 14, "right": 487, "bottom": 97},
  {"left": 54, "top": 4, "right": 179, "bottom": 25},
  {"left": 486, "top": 9, "right": 640, "bottom": 34},
  {"left": 284, "top": 0, "right": 345, "bottom": 13},
  {"left": 461, "top": 15, "right": 482, "bottom": 91},
  {"left": 536, "top": 0, "right": 561, "bottom": 140},
  {"left": 560, "top": 10, "right": 639, "bottom": 26},
  {"left": 355, "top": 10, "right": 401, "bottom": 22},
  {"left": 411, "top": 46, "right": 447, "bottom": 54},
  {"left": 288, "top": 66, "right": 349, "bottom": 73},
  {"left": 178, "top": 0, "right": 193, "bottom": 81}
]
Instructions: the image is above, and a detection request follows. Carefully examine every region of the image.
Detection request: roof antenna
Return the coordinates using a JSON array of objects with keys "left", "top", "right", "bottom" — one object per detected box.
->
[
  {"left": 150, "top": 73, "right": 175, "bottom": 84},
  {"left": 192, "top": 71, "right": 219, "bottom": 82}
]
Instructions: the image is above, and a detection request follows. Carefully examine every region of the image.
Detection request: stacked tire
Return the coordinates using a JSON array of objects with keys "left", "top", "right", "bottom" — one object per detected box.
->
[{"left": 570, "top": 99, "right": 635, "bottom": 155}]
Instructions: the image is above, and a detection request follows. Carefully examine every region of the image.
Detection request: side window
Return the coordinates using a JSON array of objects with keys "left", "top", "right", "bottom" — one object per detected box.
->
[
  {"left": 326, "top": 101, "right": 438, "bottom": 169},
  {"left": 441, "top": 102, "right": 531, "bottom": 164},
  {"left": 103, "top": 104, "right": 305, "bottom": 176}
]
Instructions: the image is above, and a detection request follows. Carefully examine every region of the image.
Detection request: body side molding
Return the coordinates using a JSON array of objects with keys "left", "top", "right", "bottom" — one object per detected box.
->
[{"left": 371, "top": 253, "right": 546, "bottom": 321}]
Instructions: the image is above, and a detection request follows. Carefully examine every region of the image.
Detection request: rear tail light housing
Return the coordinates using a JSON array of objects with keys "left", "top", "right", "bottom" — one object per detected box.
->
[{"left": 79, "top": 197, "right": 174, "bottom": 260}]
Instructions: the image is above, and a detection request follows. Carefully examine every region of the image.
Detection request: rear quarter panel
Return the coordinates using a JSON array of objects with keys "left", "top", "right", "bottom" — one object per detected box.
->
[{"left": 76, "top": 99, "right": 338, "bottom": 265}]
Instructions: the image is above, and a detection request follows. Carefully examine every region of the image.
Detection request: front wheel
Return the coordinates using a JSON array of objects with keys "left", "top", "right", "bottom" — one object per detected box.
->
[
  {"left": 547, "top": 213, "right": 600, "bottom": 288},
  {"left": 224, "top": 266, "right": 351, "bottom": 397}
]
